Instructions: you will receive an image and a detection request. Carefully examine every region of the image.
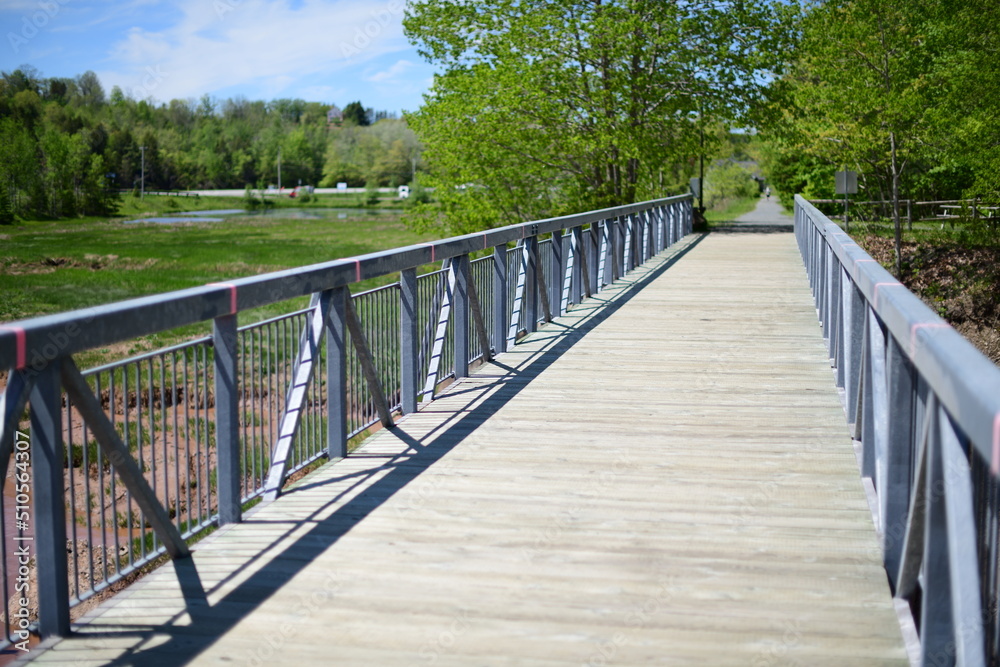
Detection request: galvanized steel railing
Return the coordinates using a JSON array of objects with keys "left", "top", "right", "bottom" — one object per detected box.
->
[
  {"left": 796, "top": 194, "right": 1000, "bottom": 666},
  {"left": 0, "top": 194, "right": 692, "bottom": 646}
]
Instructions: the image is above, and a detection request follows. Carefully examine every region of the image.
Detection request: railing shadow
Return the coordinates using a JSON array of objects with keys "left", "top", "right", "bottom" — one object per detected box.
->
[
  {"left": 81, "top": 232, "right": 708, "bottom": 666},
  {"left": 710, "top": 222, "right": 794, "bottom": 234}
]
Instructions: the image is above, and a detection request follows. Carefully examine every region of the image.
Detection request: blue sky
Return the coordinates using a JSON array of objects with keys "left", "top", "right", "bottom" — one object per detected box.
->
[{"left": 1, "top": 0, "right": 437, "bottom": 114}]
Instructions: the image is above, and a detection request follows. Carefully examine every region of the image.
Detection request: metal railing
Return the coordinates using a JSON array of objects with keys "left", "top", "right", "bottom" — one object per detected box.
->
[
  {"left": 807, "top": 197, "right": 1000, "bottom": 230},
  {"left": 796, "top": 194, "right": 1000, "bottom": 666},
  {"left": 0, "top": 194, "right": 693, "bottom": 646}
]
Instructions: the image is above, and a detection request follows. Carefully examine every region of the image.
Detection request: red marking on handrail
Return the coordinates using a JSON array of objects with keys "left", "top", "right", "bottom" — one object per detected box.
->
[
  {"left": 207, "top": 283, "right": 238, "bottom": 315},
  {"left": 852, "top": 258, "right": 877, "bottom": 280},
  {"left": 354, "top": 260, "right": 362, "bottom": 282},
  {"left": 483, "top": 233, "right": 488, "bottom": 250},
  {"left": 421, "top": 243, "right": 436, "bottom": 262},
  {"left": 909, "top": 322, "right": 951, "bottom": 358},
  {"left": 873, "top": 281, "right": 902, "bottom": 309},
  {"left": 0, "top": 326, "right": 27, "bottom": 370},
  {"left": 993, "top": 414, "right": 1000, "bottom": 475}
]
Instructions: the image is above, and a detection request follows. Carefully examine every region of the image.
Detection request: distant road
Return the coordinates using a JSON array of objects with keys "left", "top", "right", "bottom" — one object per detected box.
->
[{"left": 179, "top": 187, "right": 395, "bottom": 197}]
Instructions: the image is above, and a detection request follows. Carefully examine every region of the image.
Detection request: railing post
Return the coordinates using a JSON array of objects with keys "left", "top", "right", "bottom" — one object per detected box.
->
[
  {"left": 400, "top": 268, "right": 418, "bottom": 415},
  {"left": 550, "top": 230, "right": 564, "bottom": 318},
  {"left": 667, "top": 205, "right": 675, "bottom": 247},
  {"left": 454, "top": 254, "right": 470, "bottom": 377},
  {"left": 883, "top": 335, "right": 914, "bottom": 589},
  {"left": 610, "top": 217, "right": 620, "bottom": 281},
  {"left": 861, "top": 308, "right": 887, "bottom": 483},
  {"left": 589, "top": 222, "right": 600, "bottom": 294},
  {"left": 664, "top": 204, "right": 671, "bottom": 247},
  {"left": 920, "top": 407, "right": 953, "bottom": 662},
  {"left": 30, "top": 360, "right": 70, "bottom": 639},
  {"left": 525, "top": 234, "right": 539, "bottom": 333},
  {"left": 822, "top": 238, "right": 832, "bottom": 326},
  {"left": 828, "top": 249, "right": 841, "bottom": 362},
  {"left": 663, "top": 205, "right": 671, "bottom": 247},
  {"left": 845, "top": 280, "right": 865, "bottom": 425},
  {"left": 835, "top": 266, "right": 847, "bottom": 388},
  {"left": 213, "top": 313, "right": 241, "bottom": 525},
  {"left": 637, "top": 213, "right": 647, "bottom": 264},
  {"left": 327, "top": 286, "right": 348, "bottom": 457},
  {"left": 652, "top": 207, "right": 661, "bottom": 252},
  {"left": 493, "top": 245, "right": 508, "bottom": 354},
  {"left": 646, "top": 209, "right": 655, "bottom": 256},
  {"left": 571, "top": 227, "right": 583, "bottom": 305}
]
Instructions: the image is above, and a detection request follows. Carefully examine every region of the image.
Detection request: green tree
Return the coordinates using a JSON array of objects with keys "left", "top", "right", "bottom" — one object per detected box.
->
[
  {"left": 0, "top": 117, "right": 39, "bottom": 217},
  {"left": 703, "top": 161, "right": 759, "bottom": 209},
  {"left": 342, "top": 101, "right": 370, "bottom": 126},
  {"left": 776, "top": 0, "right": 938, "bottom": 273},
  {"left": 403, "top": 0, "right": 797, "bottom": 234}
]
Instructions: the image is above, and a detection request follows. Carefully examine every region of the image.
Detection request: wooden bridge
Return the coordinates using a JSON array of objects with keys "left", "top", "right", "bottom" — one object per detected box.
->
[
  {"left": 18, "top": 202, "right": 914, "bottom": 665},
  {"left": 7, "top": 194, "right": 1000, "bottom": 665}
]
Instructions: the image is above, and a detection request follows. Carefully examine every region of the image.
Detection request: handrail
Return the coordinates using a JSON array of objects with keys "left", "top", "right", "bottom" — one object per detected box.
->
[
  {"left": 0, "top": 194, "right": 693, "bottom": 646},
  {"left": 0, "top": 197, "right": 682, "bottom": 371},
  {"left": 795, "top": 194, "right": 1000, "bottom": 665}
]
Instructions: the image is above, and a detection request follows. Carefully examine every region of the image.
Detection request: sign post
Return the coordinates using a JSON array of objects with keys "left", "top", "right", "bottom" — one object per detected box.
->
[{"left": 835, "top": 170, "right": 858, "bottom": 232}]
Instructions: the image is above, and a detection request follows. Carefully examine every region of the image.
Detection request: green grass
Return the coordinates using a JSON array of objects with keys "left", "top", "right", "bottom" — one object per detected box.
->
[
  {"left": 0, "top": 207, "right": 438, "bottom": 367},
  {"left": 110, "top": 192, "right": 411, "bottom": 218},
  {"left": 704, "top": 195, "right": 761, "bottom": 223}
]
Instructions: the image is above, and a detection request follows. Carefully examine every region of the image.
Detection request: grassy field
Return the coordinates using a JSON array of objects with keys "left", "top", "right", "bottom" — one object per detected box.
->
[
  {"left": 0, "top": 203, "right": 438, "bottom": 368},
  {"left": 704, "top": 195, "right": 764, "bottom": 223},
  {"left": 110, "top": 191, "right": 411, "bottom": 218}
]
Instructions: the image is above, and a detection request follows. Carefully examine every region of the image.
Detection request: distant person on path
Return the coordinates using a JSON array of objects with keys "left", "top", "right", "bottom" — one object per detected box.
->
[{"left": 765, "top": 186, "right": 771, "bottom": 199}]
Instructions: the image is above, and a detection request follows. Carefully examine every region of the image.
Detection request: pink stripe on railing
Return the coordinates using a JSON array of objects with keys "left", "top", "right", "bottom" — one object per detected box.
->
[
  {"left": 207, "top": 283, "right": 238, "bottom": 315},
  {"left": 0, "top": 326, "right": 27, "bottom": 370}
]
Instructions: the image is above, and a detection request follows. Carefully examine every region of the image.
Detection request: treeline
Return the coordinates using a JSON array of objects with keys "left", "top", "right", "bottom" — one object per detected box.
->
[
  {"left": 0, "top": 68, "right": 423, "bottom": 222},
  {"left": 401, "top": 0, "right": 797, "bottom": 236},
  {"left": 760, "top": 0, "right": 1000, "bottom": 209}
]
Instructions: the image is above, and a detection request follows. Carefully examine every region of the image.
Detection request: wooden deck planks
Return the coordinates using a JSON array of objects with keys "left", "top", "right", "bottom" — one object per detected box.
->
[{"left": 26, "top": 230, "right": 908, "bottom": 665}]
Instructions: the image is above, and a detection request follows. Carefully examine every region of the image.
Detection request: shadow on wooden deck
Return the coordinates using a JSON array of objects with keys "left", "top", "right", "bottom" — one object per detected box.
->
[{"left": 67, "top": 234, "right": 708, "bottom": 667}]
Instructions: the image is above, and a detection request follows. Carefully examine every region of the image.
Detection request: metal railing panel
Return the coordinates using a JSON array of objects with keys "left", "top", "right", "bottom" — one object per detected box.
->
[
  {"left": 795, "top": 193, "right": 1000, "bottom": 664},
  {"left": 0, "top": 193, "right": 693, "bottom": 646}
]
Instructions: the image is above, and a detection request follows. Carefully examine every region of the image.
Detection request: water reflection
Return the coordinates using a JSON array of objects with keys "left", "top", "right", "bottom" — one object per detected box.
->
[{"left": 123, "top": 208, "right": 402, "bottom": 225}]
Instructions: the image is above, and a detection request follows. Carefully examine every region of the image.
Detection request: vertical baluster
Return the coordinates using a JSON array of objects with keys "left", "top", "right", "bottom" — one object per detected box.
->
[
  {"left": 327, "top": 286, "right": 348, "bottom": 459},
  {"left": 525, "top": 235, "right": 538, "bottom": 334},
  {"left": 30, "top": 360, "right": 69, "bottom": 637},
  {"left": 550, "top": 231, "right": 563, "bottom": 319},
  {"left": 214, "top": 314, "right": 240, "bottom": 525},
  {"left": 454, "top": 254, "right": 470, "bottom": 378}
]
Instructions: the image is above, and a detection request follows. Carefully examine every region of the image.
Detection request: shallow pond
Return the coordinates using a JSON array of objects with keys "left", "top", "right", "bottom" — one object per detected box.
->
[{"left": 123, "top": 207, "right": 403, "bottom": 224}]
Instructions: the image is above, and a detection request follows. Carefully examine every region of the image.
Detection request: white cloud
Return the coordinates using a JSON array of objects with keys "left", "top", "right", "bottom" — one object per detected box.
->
[
  {"left": 98, "top": 0, "right": 413, "bottom": 103},
  {"left": 365, "top": 58, "right": 414, "bottom": 84}
]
